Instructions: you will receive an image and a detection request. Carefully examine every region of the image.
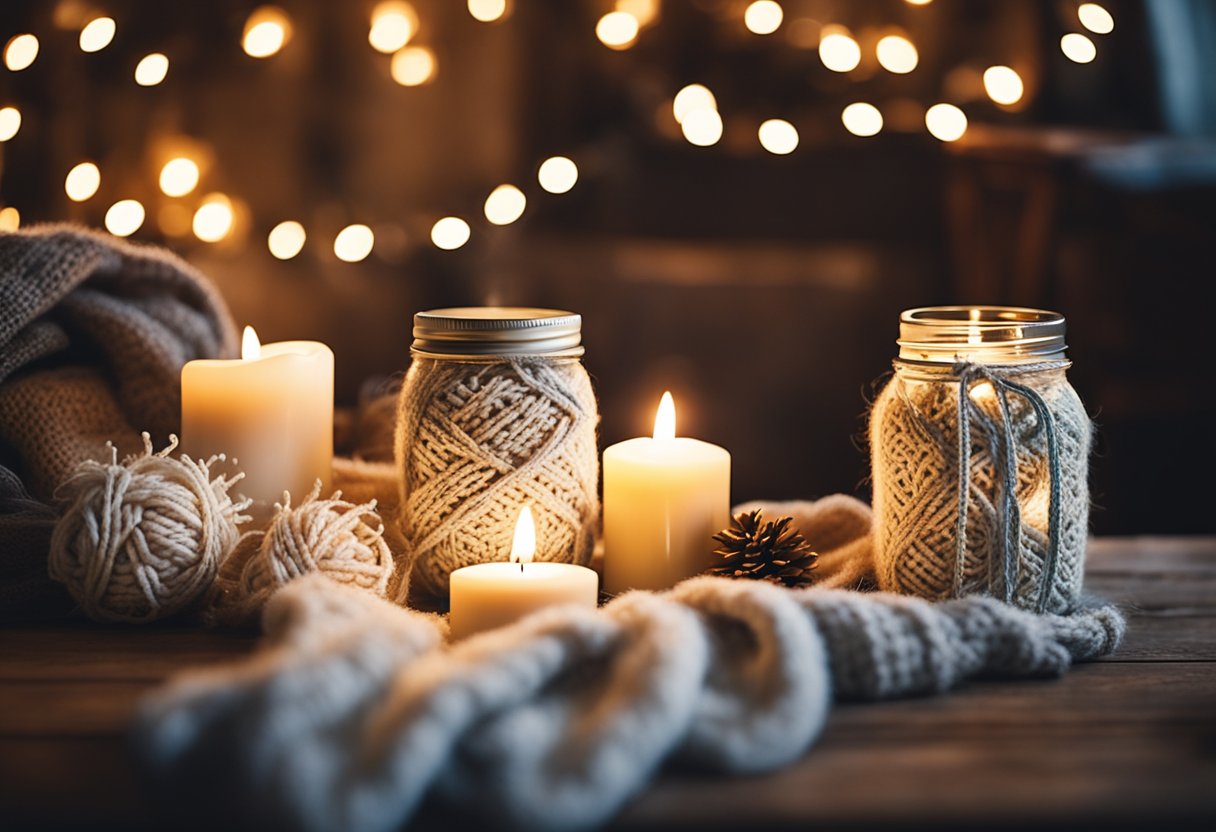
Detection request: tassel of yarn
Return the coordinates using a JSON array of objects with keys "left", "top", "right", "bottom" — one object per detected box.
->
[
  {"left": 207, "top": 481, "right": 397, "bottom": 626},
  {"left": 48, "top": 433, "right": 251, "bottom": 623}
]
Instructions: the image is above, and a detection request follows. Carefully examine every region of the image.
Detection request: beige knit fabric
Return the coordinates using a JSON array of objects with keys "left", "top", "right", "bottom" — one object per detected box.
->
[
  {"left": 0, "top": 225, "right": 236, "bottom": 620},
  {"left": 396, "top": 356, "right": 599, "bottom": 598},
  {"left": 870, "top": 366, "right": 1091, "bottom": 614}
]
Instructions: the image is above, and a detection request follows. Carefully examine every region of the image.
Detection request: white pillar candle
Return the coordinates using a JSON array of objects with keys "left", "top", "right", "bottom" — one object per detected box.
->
[
  {"left": 602, "top": 392, "right": 731, "bottom": 594},
  {"left": 449, "top": 506, "right": 598, "bottom": 640},
  {"left": 180, "top": 326, "right": 333, "bottom": 512}
]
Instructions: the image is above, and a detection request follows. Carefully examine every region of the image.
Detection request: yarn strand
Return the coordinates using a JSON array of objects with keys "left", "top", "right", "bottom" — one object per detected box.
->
[{"left": 952, "top": 362, "right": 1066, "bottom": 612}]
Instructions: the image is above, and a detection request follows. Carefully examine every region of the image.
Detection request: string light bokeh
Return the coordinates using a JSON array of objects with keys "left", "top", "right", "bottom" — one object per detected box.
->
[{"left": 0, "top": 0, "right": 1123, "bottom": 267}]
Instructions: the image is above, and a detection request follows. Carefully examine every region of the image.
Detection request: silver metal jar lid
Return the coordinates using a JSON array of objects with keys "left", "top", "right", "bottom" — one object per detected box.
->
[
  {"left": 897, "top": 306, "right": 1068, "bottom": 365},
  {"left": 411, "top": 307, "right": 584, "bottom": 357}
]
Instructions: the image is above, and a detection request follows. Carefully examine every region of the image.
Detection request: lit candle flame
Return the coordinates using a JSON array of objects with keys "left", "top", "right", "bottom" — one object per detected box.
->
[
  {"left": 509, "top": 505, "right": 536, "bottom": 565},
  {"left": 653, "top": 391, "right": 676, "bottom": 441},
  {"left": 241, "top": 326, "right": 262, "bottom": 360},
  {"left": 968, "top": 308, "right": 982, "bottom": 346}
]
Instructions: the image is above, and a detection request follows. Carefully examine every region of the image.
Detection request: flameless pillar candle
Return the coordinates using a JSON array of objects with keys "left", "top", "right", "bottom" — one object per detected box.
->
[
  {"left": 448, "top": 506, "right": 599, "bottom": 640},
  {"left": 603, "top": 392, "right": 731, "bottom": 594},
  {"left": 180, "top": 326, "right": 333, "bottom": 512}
]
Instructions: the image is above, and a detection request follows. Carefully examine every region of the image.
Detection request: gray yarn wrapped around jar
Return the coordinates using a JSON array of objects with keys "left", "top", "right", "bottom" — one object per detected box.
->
[
  {"left": 395, "top": 308, "right": 599, "bottom": 599},
  {"left": 869, "top": 307, "right": 1092, "bottom": 615}
]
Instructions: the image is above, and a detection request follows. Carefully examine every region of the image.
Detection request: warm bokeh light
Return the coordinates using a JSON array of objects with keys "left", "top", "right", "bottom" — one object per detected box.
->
[
  {"left": 334, "top": 224, "right": 375, "bottom": 262},
  {"left": 906, "top": 0, "right": 932, "bottom": 4},
  {"left": 876, "top": 35, "right": 918, "bottom": 74},
  {"left": 925, "top": 103, "right": 968, "bottom": 142},
  {"left": 1078, "top": 3, "right": 1114, "bottom": 35},
  {"left": 0, "top": 106, "right": 20, "bottom": 142},
  {"left": 983, "top": 66, "right": 1024, "bottom": 105},
  {"left": 509, "top": 505, "right": 537, "bottom": 564},
  {"left": 105, "top": 200, "right": 145, "bottom": 237},
  {"left": 390, "top": 46, "right": 436, "bottom": 86},
  {"left": 681, "top": 108, "right": 723, "bottom": 146},
  {"left": 596, "top": 11, "right": 639, "bottom": 49},
  {"left": 1061, "top": 33, "right": 1097, "bottom": 64},
  {"left": 79, "top": 17, "right": 116, "bottom": 53},
  {"left": 65, "top": 162, "right": 101, "bottom": 202},
  {"left": 268, "top": 220, "right": 307, "bottom": 260},
  {"left": 819, "top": 30, "right": 860, "bottom": 73},
  {"left": 4, "top": 34, "right": 39, "bottom": 72},
  {"left": 537, "top": 156, "right": 578, "bottom": 194},
  {"left": 159, "top": 157, "right": 200, "bottom": 198},
  {"left": 192, "top": 194, "right": 235, "bottom": 243},
  {"left": 744, "top": 1, "right": 784, "bottom": 36},
  {"left": 0, "top": 206, "right": 20, "bottom": 232},
  {"left": 369, "top": 2, "right": 418, "bottom": 53},
  {"left": 468, "top": 0, "right": 509, "bottom": 23},
  {"left": 617, "top": 0, "right": 659, "bottom": 27},
  {"left": 758, "top": 119, "right": 798, "bottom": 154},
  {"left": 673, "top": 84, "right": 716, "bottom": 124},
  {"left": 653, "top": 391, "right": 676, "bottom": 441},
  {"left": 484, "top": 184, "right": 527, "bottom": 225},
  {"left": 842, "top": 102, "right": 883, "bottom": 137},
  {"left": 242, "top": 7, "right": 292, "bottom": 59},
  {"left": 430, "top": 216, "right": 471, "bottom": 250},
  {"left": 134, "top": 53, "right": 169, "bottom": 86}
]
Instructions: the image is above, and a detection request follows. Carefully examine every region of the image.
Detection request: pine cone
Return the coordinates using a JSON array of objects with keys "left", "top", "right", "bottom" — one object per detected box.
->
[{"left": 708, "top": 509, "right": 819, "bottom": 588}]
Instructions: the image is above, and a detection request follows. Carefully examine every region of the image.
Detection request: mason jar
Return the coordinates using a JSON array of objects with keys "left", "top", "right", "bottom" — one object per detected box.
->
[
  {"left": 869, "top": 306, "right": 1091, "bottom": 614},
  {"left": 396, "top": 308, "right": 599, "bottom": 599}
]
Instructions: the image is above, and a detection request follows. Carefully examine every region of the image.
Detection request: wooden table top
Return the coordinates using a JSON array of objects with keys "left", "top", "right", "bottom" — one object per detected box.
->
[{"left": 2, "top": 537, "right": 1214, "bottom": 830}]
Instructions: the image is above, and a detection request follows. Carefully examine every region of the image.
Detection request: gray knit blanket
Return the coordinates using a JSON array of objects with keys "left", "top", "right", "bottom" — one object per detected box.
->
[
  {"left": 0, "top": 226, "right": 236, "bottom": 620},
  {"left": 133, "top": 495, "right": 1124, "bottom": 832}
]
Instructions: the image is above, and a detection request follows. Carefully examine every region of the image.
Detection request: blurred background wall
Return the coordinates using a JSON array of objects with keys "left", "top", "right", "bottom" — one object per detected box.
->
[{"left": 2, "top": 0, "right": 1214, "bottom": 533}]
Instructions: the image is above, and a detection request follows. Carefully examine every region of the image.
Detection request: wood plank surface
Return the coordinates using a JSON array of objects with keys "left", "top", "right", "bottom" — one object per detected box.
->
[{"left": 1, "top": 538, "right": 1213, "bottom": 830}]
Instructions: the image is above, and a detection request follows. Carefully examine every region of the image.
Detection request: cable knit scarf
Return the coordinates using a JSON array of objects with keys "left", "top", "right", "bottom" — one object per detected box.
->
[
  {"left": 132, "top": 495, "right": 1124, "bottom": 832},
  {"left": 0, "top": 226, "right": 237, "bottom": 620}
]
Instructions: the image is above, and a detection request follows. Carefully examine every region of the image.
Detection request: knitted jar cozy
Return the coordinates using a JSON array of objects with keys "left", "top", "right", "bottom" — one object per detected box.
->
[
  {"left": 870, "top": 365, "right": 1092, "bottom": 614},
  {"left": 395, "top": 356, "right": 598, "bottom": 598}
]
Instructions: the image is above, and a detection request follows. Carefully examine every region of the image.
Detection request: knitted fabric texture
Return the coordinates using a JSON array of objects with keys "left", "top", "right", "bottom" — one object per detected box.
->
[
  {"left": 0, "top": 226, "right": 236, "bottom": 620},
  {"left": 870, "top": 365, "right": 1091, "bottom": 614},
  {"left": 132, "top": 495, "right": 1124, "bottom": 832},
  {"left": 48, "top": 434, "right": 249, "bottom": 623},
  {"left": 207, "top": 482, "right": 399, "bottom": 626},
  {"left": 395, "top": 356, "right": 598, "bottom": 598}
]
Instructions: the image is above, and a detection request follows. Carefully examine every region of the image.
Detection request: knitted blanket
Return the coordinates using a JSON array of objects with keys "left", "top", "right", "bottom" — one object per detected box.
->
[
  {"left": 133, "top": 495, "right": 1124, "bottom": 832},
  {"left": 0, "top": 226, "right": 237, "bottom": 620}
]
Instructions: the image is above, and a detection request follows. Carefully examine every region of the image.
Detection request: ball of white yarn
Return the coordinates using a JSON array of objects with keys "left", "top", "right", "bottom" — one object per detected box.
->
[
  {"left": 208, "top": 482, "right": 397, "bottom": 625},
  {"left": 48, "top": 434, "right": 250, "bottom": 623}
]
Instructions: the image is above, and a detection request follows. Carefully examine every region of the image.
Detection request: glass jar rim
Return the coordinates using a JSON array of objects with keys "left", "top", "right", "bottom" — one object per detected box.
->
[{"left": 897, "top": 305, "right": 1067, "bottom": 365}]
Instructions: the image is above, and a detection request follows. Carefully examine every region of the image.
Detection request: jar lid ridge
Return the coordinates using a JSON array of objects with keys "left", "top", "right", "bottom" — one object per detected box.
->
[{"left": 412, "top": 307, "right": 583, "bottom": 357}]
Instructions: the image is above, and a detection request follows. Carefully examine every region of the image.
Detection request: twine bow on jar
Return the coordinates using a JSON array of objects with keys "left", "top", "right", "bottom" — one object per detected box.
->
[{"left": 953, "top": 361, "right": 1063, "bottom": 614}]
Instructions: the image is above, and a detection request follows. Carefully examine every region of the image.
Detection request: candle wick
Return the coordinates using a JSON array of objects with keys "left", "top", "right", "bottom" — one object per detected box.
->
[{"left": 520, "top": 562, "right": 524, "bottom": 574}]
